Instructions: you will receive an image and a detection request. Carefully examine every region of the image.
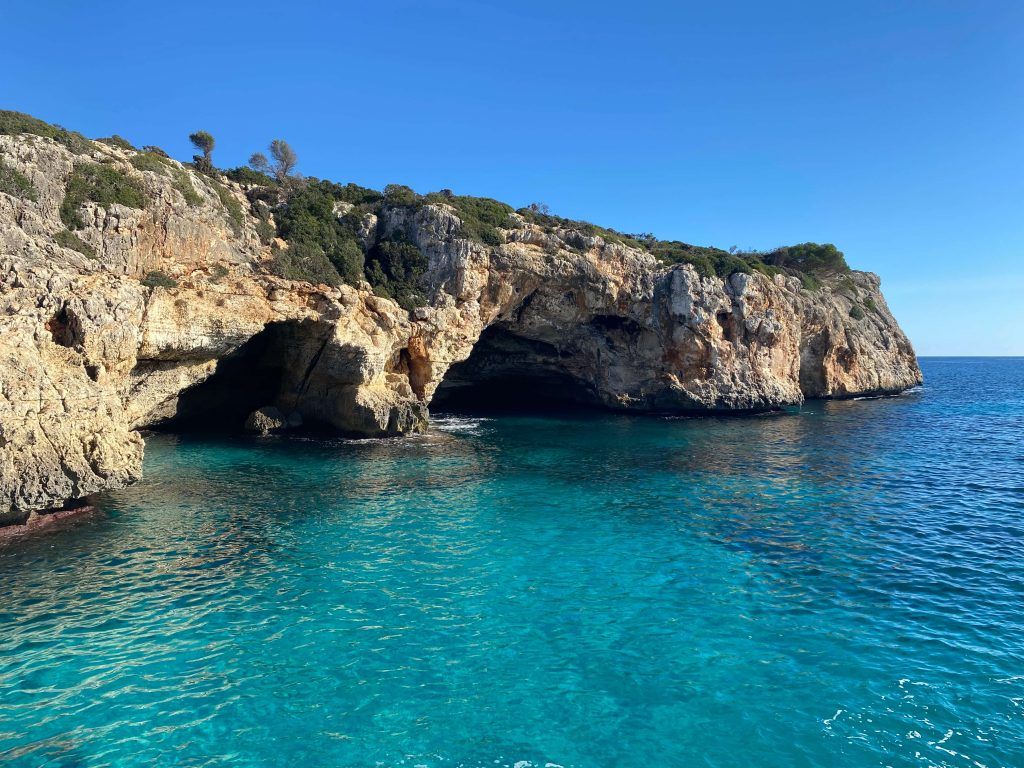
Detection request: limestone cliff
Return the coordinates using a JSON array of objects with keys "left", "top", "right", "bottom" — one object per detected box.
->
[{"left": 0, "top": 127, "right": 921, "bottom": 523}]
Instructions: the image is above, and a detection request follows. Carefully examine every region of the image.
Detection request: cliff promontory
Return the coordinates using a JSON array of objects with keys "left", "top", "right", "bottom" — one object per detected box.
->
[{"left": 0, "top": 113, "right": 921, "bottom": 523}]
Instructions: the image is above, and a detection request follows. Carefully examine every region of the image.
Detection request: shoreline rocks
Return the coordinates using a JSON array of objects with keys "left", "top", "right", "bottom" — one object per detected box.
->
[{"left": 0, "top": 502, "right": 101, "bottom": 541}]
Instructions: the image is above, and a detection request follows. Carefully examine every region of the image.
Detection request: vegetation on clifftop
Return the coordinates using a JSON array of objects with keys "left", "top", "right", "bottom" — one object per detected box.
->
[
  {"left": 0, "top": 110, "right": 91, "bottom": 155},
  {"left": 130, "top": 151, "right": 170, "bottom": 175},
  {"left": 2, "top": 110, "right": 854, "bottom": 300},
  {"left": 97, "top": 135, "right": 135, "bottom": 151}
]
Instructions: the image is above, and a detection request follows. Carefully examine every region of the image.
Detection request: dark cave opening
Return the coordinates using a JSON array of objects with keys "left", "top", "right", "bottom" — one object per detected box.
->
[
  {"left": 151, "top": 320, "right": 329, "bottom": 433},
  {"left": 430, "top": 325, "right": 603, "bottom": 415}
]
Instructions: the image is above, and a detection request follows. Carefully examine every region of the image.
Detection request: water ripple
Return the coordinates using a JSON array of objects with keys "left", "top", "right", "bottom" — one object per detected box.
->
[{"left": 0, "top": 358, "right": 1022, "bottom": 767}]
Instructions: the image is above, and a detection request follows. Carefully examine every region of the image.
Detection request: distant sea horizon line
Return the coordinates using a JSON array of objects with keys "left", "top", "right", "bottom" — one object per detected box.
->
[{"left": 917, "top": 355, "right": 1023, "bottom": 359}]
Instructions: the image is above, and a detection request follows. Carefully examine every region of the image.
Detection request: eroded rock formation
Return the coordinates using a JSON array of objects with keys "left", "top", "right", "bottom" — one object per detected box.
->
[{"left": 0, "top": 131, "right": 921, "bottom": 522}]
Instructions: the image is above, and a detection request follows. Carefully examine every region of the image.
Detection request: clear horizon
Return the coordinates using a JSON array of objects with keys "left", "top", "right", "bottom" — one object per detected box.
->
[{"left": 5, "top": 1, "right": 1021, "bottom": 355}]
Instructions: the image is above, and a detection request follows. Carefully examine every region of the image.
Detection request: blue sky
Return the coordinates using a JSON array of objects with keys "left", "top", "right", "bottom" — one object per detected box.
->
[{"left": 5, "top": 1, "right": 1022, "bottom": 354}]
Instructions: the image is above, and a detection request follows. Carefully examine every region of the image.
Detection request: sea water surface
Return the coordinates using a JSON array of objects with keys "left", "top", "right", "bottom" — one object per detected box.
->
[{"left": 1, "top": 358, "right": 1022, "bottom": 768}]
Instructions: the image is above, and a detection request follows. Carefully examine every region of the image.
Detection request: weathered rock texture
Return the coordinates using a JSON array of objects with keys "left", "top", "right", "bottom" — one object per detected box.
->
[{"left": 0, "top": 133, "right": 921, "bottom": 522}]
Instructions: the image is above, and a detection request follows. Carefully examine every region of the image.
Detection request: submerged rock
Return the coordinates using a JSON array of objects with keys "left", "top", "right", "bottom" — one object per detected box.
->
[{"left": 0, "top": 127, "right": 922, "bottom": 521}]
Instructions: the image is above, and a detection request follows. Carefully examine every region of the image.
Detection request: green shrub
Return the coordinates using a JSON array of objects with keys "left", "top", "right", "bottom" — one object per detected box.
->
[
  {"left": 189, "top": 131, "right": 215, "bottom": 172},
  {"left": 849, "top": 304, "right": 865, "bottom": 320},
  {"left": 336, "top": 182, "right": 383, "bottom": 206},
  {"left": 837, "top": 274, "right": 857, "bottom": 294},
  {"left": 365, "top": 234, "right": 428, "bottom": 310},
  {"left": 270, "top": 242, "right": 343, "bottom": 286},
  {"left": 798, "top": 272, "right": 822, "bottom": 291},
  {"left": 0, "top": 160, "right": 37, "bottom": 201},
  {"left": 130, "top": 152, "right": 169, "bottom": 176},
  {"left": 648, "top": 240, "right": 765, "bottom": 278},
  {"left": 585, "top": 226, "right": 646, "bottom": 250},
  {"left": 333, "top": 238, "right": 366, "bottom": 284},
  {"left": 172, "top": 169, "right": 202, "bottom": 207},
  {"left": 383, "top": 184, "right": 419, "bottom": 207},
  {"left": 668, "top": 253, "right": 714, "bottom": 278},
  {"left": 256, "top": 218, "right": 276, "bottom": 245},
  {"left": 428, "top": 194, "right": 512, "bottom": 245},
  {"left": 275, "top": 182, "right": 365, "bottom": 284},
  {"left": 141, "top": 145, "right": 169, "bottom": 158},
  {"left": 212, "top": 181, "right": 244, "bottom": 236},
  {"left": 766, "top": 242, "right": 848, "bottom": 274},
  {"left": 224, "top": 166, "right": 277, "bottom": 187},
  {"left": 210, "top": 264, "right": 229, "bottom": 281},
  {"left": 97, "top": 135, "right": 134, "bottom": 151},
  {"left": 61, "top": 163, "right": 148, "bottom": 229},
  {"left": 0, "top": 110, "right": 92, "bottom": 154},
  {"left": 310, "top": 179, "right": 383, "bottom": 206},
  {"left": 141, "top": 270, "right": 178, "bottom": 289},
  {"left": 863, "top": 296, "right": 878, "bottom": 314},
  {"left": 750, "top": 260, "right": 782, "bottom": 278},
  {"left": 54, "top": 229, "right": 96, "bottom": 259}
]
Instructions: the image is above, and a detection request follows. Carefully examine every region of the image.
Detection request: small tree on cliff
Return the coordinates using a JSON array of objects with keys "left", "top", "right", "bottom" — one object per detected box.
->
[
  {"left": 189, "top": 130, "right": 215, "bottom": 173},
  {"left": 249, "top": 139, "right": 299, "bottom": 187}
]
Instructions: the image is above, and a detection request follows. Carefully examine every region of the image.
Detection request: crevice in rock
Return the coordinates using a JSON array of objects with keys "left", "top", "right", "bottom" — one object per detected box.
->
[
  {"left": 590, "top": 314, "right": 643, "bottom": 337},
  {"left": 799, "top": 327, "right": 829, "bottom": 397},
  {"left": 46, "top": 306, "right": 82, "bottom": 348},
  {"left": 396, "top": 344, "right": 431, "bottom": 401},
  {"left": 716, "top": 311, "right": 735, "bottom": 343}
]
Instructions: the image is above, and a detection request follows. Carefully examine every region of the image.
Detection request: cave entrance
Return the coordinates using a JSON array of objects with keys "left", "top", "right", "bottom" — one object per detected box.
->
[
  {"left": 153, "top": 320, "right": 331, "bottom": 433},
  {"left": 429, "top": 325, "right": 602, "bottom": 415}
]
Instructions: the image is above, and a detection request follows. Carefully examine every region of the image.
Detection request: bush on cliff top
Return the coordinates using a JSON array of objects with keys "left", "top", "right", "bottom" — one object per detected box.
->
[
  {"left": 383, "top": 184, "right": 420, "bottom": 207},
  {"left": 130, "top": 151, "right": 170, "bottom": 176},
  {"left": 97, "top": 135, "right": 135, "bottom": 151},
  {"left": 60, "top": 163, "right": 148, "bottom": 229},
  {"left": 274, "top": 181, "right": 365, "bottom": 285},
  {"left": 0, "top": 110, "right": 92, "bottom": 155},
  {"left": 426, "top": 193, "right": 513, "bottom": 246},
  {"left": 764, "top": 242, "right": 848, "bottom": 274},
  {"left": 270, "top": 181, "right": 429, "bottom": 304},
  {"left": 644, "top": 240, "right": 781, "bottom": 280},
  {"left": 312, "top": 180, "right": 382, "bottom": 207},
  {"left": 224, "top": 166, "right": 276, "bottom": 187}
]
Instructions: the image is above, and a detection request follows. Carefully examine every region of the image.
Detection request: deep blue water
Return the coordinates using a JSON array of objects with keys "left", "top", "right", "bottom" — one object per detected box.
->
[{"left": 1, "top": 358, "right": 1022, "bottom": 768}]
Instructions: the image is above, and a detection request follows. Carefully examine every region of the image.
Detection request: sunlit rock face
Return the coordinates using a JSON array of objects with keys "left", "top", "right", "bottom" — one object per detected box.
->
[{"left": 0, "top": 133, "right": 921, "bottom": 520}]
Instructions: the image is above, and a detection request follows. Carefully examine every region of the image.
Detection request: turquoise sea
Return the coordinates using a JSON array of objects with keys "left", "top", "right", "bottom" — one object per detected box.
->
[{"left": 1, "top": 358, "right": 1022, "bottom": 767}]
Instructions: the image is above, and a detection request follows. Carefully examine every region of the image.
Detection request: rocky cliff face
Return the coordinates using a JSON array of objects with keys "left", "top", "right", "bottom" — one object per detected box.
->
[{"left": 0, "top": 131, "right": 921, "bottom": 523}]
